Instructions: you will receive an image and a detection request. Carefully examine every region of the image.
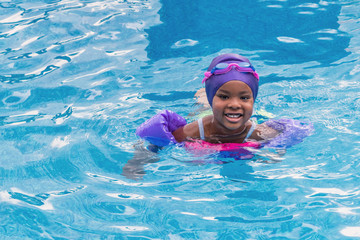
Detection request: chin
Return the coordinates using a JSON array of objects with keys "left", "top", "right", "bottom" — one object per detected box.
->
[{"left": 224, "top": 123, "right": 244, "bottom": 131}]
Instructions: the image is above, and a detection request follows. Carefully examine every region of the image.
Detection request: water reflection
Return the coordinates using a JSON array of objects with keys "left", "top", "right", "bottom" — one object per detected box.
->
[
  {"left": 145, "top": 0, "right": 350, "bottom": 65},
  {"left": 0, "top": 0, "right": 359, "bottom": 238}
]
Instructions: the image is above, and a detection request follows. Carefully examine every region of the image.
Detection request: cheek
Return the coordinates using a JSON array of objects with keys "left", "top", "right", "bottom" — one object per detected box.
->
[
  {"left": 211, "top": 104, "right": 223, "bottom": 119},
  {"left": 246, "top": 103, "right": 254, "bottom": 115},
  {"left": 211, "top": 106, "right": 221, "bottom": 116},
  {"left": 211, "top": 98, "right": 217, "bottom": 108},
  {"left": 211, "top": 98, "right": 221, "bottom": 110}
]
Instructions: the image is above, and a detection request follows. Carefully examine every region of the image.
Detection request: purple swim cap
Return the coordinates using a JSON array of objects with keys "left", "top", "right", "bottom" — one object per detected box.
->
[{"left": 204, "top": 53, "right": 259, "bottom": 107}]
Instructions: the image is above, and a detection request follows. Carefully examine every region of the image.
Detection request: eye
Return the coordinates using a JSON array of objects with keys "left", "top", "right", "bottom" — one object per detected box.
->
[
  {"left": 217, "top": 94, "right": 229, "bottom": 100},
  {"left": 240, "top": 95, "right": 252, "bottom": 100}
]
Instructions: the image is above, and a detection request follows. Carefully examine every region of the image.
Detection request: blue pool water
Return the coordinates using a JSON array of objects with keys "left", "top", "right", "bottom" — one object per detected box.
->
[{"left": 1, "top": 0, "right": 360, "bottom": 239}]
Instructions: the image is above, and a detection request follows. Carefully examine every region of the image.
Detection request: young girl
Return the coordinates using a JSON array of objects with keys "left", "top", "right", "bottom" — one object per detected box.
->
[
  {"left": 124, "top": 53, "right": 313, "bottom": 179},
  {"left": 136, "top": 53, "right": 288, "bottom": 148},
  {"left": 172, "top": 53, "right": 278, "bottom": 145}
]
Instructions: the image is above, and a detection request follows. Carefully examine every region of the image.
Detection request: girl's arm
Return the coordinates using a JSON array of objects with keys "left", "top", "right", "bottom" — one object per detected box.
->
[
  {"left": 136, "top": 110, "right": 187, "bottom": 146},
  {"left": 122, "top": 142, "right": 160, "bottom": 180},
  {"left": 172, "top": 120, "right": 199, "bottom": 142},
  {"left": 123, "top": 110, "right": 187, "bottom": 180},
  {"left": 253, "top": 119, "right": 314, "bottom": 148},
  {"left": 251, "top": 122, "right": 280, "bottom": 142}
]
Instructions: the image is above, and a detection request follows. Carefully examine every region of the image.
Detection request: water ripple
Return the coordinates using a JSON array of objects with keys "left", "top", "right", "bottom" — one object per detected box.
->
[
  {"left": 1, "top": 186, "right": 85, "bottom": 211},
  {"left": 0, "top": 110, "right": 45, "bottom": 126},
  {"left": 52, "top": 105, "right": 73, "bottom": 124},
  {"left": 307, "top": 187, "right": 360, "bottom": 199},
  {"left": 112, "top": 225, "right": 149, "bottom": 232},
  {"left": 0, "top": 0, "right": 359, "bottom": 239}
]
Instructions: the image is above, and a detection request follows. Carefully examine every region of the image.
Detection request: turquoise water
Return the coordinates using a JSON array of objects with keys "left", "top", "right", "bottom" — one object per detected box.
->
[{"left": 1, "top": 0, "right": 360, "bottom": 239}]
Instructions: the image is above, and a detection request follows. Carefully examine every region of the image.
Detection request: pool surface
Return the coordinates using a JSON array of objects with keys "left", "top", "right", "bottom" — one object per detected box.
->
[{"left": 1, "top": 0, "right": 360, "bottom": 239}]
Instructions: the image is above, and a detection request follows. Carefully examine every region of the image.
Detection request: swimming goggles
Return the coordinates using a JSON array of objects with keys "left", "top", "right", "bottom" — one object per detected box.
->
[{"left": 202, "top": 62, "right": 259, "bottom": 83}]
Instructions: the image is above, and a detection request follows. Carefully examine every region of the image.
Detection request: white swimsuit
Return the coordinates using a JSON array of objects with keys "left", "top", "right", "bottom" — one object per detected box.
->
[{"left": 197, "top": 118, "right": 256, "bottom": 142}]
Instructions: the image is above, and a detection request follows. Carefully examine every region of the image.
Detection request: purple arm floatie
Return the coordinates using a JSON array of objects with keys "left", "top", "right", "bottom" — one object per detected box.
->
[
  {"left": 264, "top": 119, "right": 314, "bottom": 148},
  {"left": 136, "top": 110, "right": 187, "bottom": 147}
]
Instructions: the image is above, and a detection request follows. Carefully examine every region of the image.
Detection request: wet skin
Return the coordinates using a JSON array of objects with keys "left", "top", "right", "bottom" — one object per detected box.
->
[
  {"left": 211, "top": 80, "right": 254, "bottom": 136},
  {"left": 173, "top": 81, "right": 259, "bottom": 143}
]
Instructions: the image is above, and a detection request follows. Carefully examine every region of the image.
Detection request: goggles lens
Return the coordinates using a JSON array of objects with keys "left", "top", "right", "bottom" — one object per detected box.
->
[
  {"left": 202, "top": 62, "right": 259, "bottom": 83},
  {"left": 215, "top": 62, "right": 250, "bottom": 70}
]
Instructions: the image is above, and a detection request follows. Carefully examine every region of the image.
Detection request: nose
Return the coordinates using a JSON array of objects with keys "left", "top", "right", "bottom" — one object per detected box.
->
[{"left": 227, "top": 97, "right": 242, "bottom": 109}]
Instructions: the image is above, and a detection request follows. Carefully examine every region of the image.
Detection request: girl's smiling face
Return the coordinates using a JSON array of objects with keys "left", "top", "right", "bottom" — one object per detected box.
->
[{"left": 211, "top": 80, "right": 254, "bottom": 135}]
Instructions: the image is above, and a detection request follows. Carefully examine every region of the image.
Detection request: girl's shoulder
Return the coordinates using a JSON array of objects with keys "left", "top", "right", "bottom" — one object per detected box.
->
[
  {"left": 183, "top": 120, "right": 201, "bottom": 138},
  {"left": 173, "top": 115, "right": 213, "bottom": 142},
  {"left": 172, "top": 119, "right": 200, "bottom": 142}
]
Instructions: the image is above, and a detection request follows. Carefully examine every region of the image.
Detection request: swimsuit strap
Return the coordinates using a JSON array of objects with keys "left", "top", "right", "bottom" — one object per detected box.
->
[
  {"left": 198, "top": 118, "right": 205, "bottom": 140},
  {"left": 244, "top": 120, "right": 256, "bottom": 142}
]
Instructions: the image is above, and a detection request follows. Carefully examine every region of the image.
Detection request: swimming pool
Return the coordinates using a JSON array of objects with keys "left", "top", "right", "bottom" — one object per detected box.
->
[{"left": 1, "top": 0, "right": 360, "bottom": 238}]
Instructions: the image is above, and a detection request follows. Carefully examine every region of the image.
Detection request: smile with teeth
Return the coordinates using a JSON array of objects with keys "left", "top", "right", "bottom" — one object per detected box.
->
[{"left": 225, "top": 113, "right": 243, "bottom": 118}]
